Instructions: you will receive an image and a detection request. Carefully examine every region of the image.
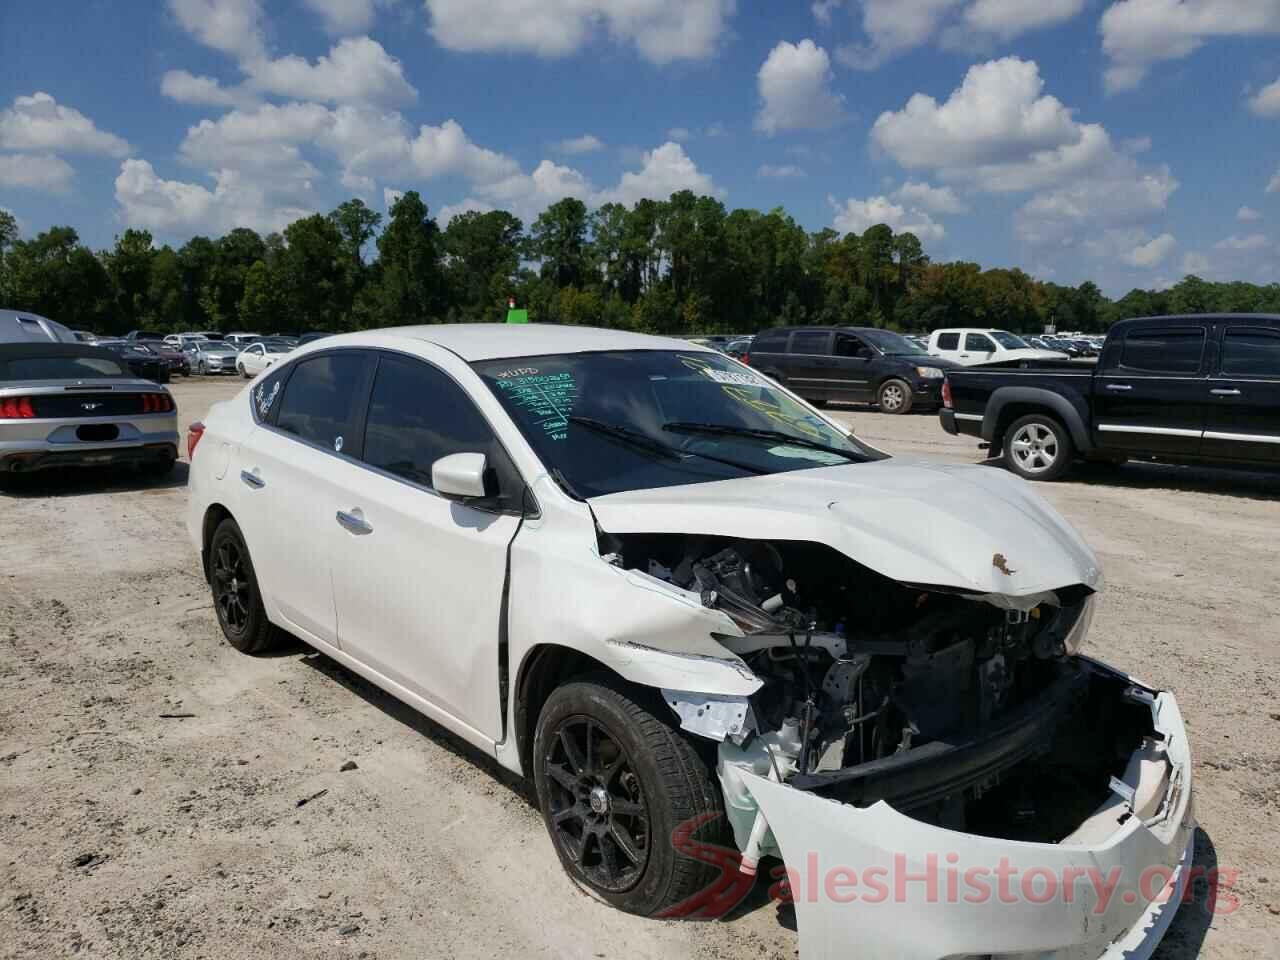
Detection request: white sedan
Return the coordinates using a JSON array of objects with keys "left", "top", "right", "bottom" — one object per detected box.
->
[
  {"left": 186, "top": 325, "right": 1193, "bottom": 960},
  {"left": 234, "top": 340, "right": 292, "bottom": 378}
]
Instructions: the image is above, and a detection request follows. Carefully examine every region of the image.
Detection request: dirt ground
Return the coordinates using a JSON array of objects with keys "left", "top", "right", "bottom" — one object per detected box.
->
[{"left": 2, "top": 376, "right": 1278, "bottom": 960}]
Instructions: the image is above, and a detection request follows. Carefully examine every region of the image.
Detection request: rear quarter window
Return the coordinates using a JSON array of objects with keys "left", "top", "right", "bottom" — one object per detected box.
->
[{"left": 1221, "top": 328, "right": 1280, "bottom": 378}]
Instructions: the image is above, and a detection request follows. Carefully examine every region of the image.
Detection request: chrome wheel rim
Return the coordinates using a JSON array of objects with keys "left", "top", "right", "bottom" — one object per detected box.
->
[
  {"left": 1010, "top": 423, "right": 1059, "bottom": 474},
  {"left": 881, "top": 384, "right": 905, "bottom": 411}
]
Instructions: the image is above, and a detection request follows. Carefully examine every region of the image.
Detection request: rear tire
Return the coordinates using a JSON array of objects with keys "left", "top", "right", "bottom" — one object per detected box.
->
[
  {"left": 532, "top": 675, "right": 730, "bottom": 918},
  {"left": 208, "top": 518, "right": 282, "bottom": 654},
  {"left": 1002, "top": 413, "right": 1074, "bottom": 481},
  {"left": 877, "top": 378, "right": 913, "bottom": 415}
]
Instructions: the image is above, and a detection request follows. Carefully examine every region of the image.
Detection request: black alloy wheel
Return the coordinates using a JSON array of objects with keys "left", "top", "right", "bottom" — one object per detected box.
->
[
  {"left": 208, "top": 518, "right": 281, "bottom": 653},
  {"left": 543, "top": 715, "right": 651, "bottom": 894}
]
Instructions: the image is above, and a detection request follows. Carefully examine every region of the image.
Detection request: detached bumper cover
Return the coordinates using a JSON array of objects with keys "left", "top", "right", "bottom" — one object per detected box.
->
[{"left": 740, "top": 690, "right": 1194, "bottom": 960}]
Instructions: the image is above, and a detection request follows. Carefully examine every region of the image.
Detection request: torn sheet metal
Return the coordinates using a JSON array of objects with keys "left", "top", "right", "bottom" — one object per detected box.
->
[
  {"left": 734, "top": 688, "right": 1194, "bottom": 960},
  {"left": 588, "top": 457, "right": 1102, "bottom": 598}
]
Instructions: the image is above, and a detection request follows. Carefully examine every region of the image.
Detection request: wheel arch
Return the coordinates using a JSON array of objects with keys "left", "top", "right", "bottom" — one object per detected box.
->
[
  {"left": 200, "top": 502, "right": 235, "bottom": 582},
  {"left": 983, "top": 387, "right": 1091, "bottom": 452}
]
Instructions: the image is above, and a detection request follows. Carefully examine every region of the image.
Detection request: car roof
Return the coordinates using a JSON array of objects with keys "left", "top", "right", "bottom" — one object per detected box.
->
[
  {"left": 315, "top": 323, "right": 717, "bottom": 362},
  {"left": 1109, "top": 313, "right": 1280, "bottom": 332}
]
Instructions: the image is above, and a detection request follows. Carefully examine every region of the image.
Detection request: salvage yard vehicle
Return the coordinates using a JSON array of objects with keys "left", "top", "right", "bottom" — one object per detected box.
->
[
  {"left": 748, "top": 325, "right": 957, "bottom": 414},
  {"left": 190, "top": 339, "right": 241, "bottom": 375},
  {"left": 928, "top": 327, "right": 1069, "bottom": 366},
  {"left": 1, "top": 309, "right": 77, "bottom": 345},
  {"left": 95, "top": 339, "right": 170, "bottom": 384},
  {"left": 0, "top": 343, "right": 179, "bottom": 476},
  {"left": 235, "top": 338, "right": 293, "bottom": 378},
  {"left": 942, "top": 313, "right": 1280, "bottom": 480},
  {"left": 187, "top": 325, "right": 1194, "bottom": 960}
]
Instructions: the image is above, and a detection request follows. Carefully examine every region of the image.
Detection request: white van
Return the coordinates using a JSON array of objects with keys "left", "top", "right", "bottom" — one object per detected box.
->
[
  {"left": 927, "top": 328, "right": 1068, "bottom": 366},
  {"left": 0, "top": 309, "right": 76, "bottom": 345}
]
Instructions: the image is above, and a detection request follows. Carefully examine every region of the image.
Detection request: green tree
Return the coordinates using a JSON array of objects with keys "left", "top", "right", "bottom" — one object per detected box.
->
[
  {"left": 277, "top": 215, "right": 351, "bottom": 331},
  {"left": 530, "top": 197, "right": 590, "bottom": 288},
  {"left": 201, "top": 228, "right": 266, "bottom": 330},
  {"left": 357, "top": 191, "right": 444, "bottom": 328},
  {"left": 238, "top": 259, "right": 284, "bottom": 328},
  {"left": 328, "top": 198, "right": 382, "bottom": 268},
  {"left": 104, "top": 229, "right": 156, "bottom": 331},
  {"left": 443, "top": 209, "right": 524, "bottom": 320},
  {"left": 4, "top": 227, "right": 112, "bottom": 330}
]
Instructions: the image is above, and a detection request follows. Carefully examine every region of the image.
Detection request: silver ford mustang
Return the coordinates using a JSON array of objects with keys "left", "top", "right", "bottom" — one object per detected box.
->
[{"left": 0, "top": 343, "right": 180, "bottom": 477}]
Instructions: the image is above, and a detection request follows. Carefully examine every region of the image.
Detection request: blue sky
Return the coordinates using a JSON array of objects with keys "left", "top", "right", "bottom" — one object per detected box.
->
[{"left": 1, "top": 0, "right": 1279, "bottom": 295}]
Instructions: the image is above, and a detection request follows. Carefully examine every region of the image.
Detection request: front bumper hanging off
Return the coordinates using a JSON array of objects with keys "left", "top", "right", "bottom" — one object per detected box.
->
[{"left": 737, "top": 690, "right": 1195, "bottom": 960}]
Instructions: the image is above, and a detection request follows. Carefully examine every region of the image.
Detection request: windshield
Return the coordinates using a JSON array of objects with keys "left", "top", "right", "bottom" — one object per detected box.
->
[
  {"left": 473, "top": 350, "right": 876, "bottom": 499},
  {"left": 860, "top": 329, "right": 926, "bottom": 355},
  {"left": 990, "top": 330, "right": 1031, "bottom": 349}
]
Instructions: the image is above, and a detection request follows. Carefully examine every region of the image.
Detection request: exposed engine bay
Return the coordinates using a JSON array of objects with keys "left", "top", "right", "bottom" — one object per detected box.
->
[{"left": 600, "top": 532, "right": 1168, "bottom": 857}]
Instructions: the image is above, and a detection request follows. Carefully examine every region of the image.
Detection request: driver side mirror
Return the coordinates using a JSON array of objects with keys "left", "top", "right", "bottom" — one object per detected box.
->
[{"left": 432, "top": 452, "right": 489, "bottom": 501}]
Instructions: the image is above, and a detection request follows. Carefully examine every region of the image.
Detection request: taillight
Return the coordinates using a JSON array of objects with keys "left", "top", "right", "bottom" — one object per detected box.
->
[
  {"left": 0, "top": 396, "right": 36, "bottom": 418},
  {"left": 187, "top": 421, "right": 205, "bottom": 460},
  {"left": 740, "top": 353, "right": 750, "bottom": 366},
  {"left": 941, "top": 379, "right": 953, "bottom": 409},
  {"left": 142, "top": 393, "right": 174, "bottom": 413}
]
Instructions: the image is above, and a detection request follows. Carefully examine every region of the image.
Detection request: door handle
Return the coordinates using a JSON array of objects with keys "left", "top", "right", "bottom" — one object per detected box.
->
[
  {"left": 1210, "top": 388, "right": 1242, "bottom": 396},
  {"left": 240, "top": 470, "right": 265, "bottom": 489},
  {"left": 336, "top": 510, "right": 373, "bottom": 535},
  {"left": 1105, "top": 384, "right": 1132, "bottom": 391}
]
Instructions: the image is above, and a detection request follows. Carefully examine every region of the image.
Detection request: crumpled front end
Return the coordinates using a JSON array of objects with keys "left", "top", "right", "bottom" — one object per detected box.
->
[{"left": 738, "top": 680, "right": 1194, "bottom": 960}]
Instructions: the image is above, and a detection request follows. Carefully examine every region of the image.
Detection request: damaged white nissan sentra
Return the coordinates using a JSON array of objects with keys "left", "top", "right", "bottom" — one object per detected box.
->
[{"left": 187, "top": 325, "right": 1194, "bottom": 960}]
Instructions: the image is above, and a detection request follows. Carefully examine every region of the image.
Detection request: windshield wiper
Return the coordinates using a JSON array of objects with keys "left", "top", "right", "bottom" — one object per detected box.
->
[
  {"left": 567, "top": 416, "right": 766, "bottom": 475},
  {"left": 662, "top": 422, "right": 864, "bottom": 462}
]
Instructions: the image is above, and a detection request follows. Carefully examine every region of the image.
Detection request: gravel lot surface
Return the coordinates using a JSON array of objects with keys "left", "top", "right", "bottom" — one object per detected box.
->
[{"left": 2, "top": 376, "right": 1277, "bottom": 959}]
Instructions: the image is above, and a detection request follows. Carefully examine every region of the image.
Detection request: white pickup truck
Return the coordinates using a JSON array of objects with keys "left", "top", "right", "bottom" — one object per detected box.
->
[{"left": 928, "top": 327, "right": 1069, "bottom": 366}]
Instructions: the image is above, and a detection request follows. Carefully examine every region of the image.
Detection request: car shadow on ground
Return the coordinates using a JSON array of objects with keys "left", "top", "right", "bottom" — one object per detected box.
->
[
  {"left": 977, "top": 457, "right": 1280, "bottom": 503},
  {"left": 0, "top": 461, "right": 190, "bottom": 498},
  {"left": 296, "top": 649, "right": 536, "bottom": 807}
]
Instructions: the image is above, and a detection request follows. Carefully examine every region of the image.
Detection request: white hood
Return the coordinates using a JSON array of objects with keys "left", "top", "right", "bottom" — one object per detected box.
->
[{"left": 587, "top": 458, "right": 1101, "bottom": 597}]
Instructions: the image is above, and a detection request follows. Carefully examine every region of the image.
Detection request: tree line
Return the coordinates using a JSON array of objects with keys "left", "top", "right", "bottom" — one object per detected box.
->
[{"left": 1, "top": 193, "right": 1277, "bottom": 338}]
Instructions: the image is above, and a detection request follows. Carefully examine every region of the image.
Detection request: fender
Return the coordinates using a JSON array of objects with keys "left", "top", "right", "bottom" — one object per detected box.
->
[{"left": 982, "top": 385, "right": 1093, "bottom": 452}]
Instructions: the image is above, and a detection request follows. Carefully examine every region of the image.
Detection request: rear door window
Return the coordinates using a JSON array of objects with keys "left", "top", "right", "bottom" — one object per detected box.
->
[
  {"left": 274, "top": 351, "right": 374, "bottom": 453},
  {"left": 1221, "top": 328, "right": 1280, "bottom": 379},
  {"left": 789, "top": 331, "right": 832, "bottom": 355},
  {"left": 965, "top": 333, "right": 996, "bottom": 352},
  {"left": 1118, "top": 328, "right": 1205, "bottom": 375},
  {"left": 935, "top": 332, "right": 960, "bottom": 351}
]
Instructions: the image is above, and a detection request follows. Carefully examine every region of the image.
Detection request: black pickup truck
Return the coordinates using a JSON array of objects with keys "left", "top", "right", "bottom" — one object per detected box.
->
[{"left": 940, "top": 314, "right": 1280, "bottom": 480}]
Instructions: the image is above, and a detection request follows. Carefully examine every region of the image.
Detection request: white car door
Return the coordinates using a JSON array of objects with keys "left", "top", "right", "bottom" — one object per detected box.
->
[
  {"left": 236, "top": 349, "right": 377, "bottom": 647},
  {"left": 327, "top": 350, "right": 524, "bottom": 745},
  {"left": 241, "top": 344, "right": 264, "bottom": 375}
]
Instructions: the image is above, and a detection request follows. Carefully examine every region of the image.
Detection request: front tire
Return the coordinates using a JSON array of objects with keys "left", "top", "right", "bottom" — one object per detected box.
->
[
  {"left": 532, "top": 676, "right": 729, "bottom": 917},
  {"left": 1002, "top": 413, "right": 1074, "bottom": 481},
  {"left": 208, "top": 518, "right": 282, "bottom": 654},
  {"left": 877, "top": 378, "right": 913, "bottom": 415},
  {"left": 238, "top": 363, "right": 249, "bottom": 379}
]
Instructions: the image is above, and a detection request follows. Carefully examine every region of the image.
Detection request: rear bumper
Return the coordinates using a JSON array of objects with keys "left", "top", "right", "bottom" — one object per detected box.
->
[
  {"left": 0, "top": 417, "right": 180, "bottom": 472},
  {"left": 940, "top": 409, "right": 983, "bottom": 439}
]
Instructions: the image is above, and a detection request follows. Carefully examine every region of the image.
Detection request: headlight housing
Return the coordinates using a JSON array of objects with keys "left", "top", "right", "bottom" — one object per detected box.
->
[
  {"left": 915, "top": 366, "right": 945, "bottom": 379},
  {"left": 1062, "top": 594, "right": 1097, "bottom": 655}
]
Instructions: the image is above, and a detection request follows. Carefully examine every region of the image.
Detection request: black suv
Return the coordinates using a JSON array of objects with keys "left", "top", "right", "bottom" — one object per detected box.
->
[{"left": 747, "top": 326, "right": 957, "bottom": 414}]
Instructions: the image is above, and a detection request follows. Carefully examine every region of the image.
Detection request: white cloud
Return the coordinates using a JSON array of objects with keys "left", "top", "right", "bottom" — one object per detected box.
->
[
  {"left": 755, "top": 39, "right": 845, "bottom": 135},
  {"left": 423, "top": 0, "right": 735, "bottom": 64},
  {"left": 595, "top": 141, "right": 723, "bottom": 206},
  {"left": 666, "top": 127, "right": 692, "bottom": 142},
  {"left": 168, "top": 0, "right": 266, "bottom": 60},
  {"left": 554, "top": 134, "right": 605, "bottom": 155},
  {"left": 383, "top": 187, "right": 404, "bottom": 210},
  {"left": 837, "top": 0, "right": 1084, "bottom": 69},
  {"left": 246, "top": 37, "right": 416, "bottom": 106},
  {"left": 705, "top": 121, "right": 728, "bottom": 137},
  {"left": 160, "top": 70, "right": 256, "bottom": 108},
  {"left": 758, "top": 164, "right": 806, "bottom": 178},
  {"left": 0, "top": 153, "right": 75, "bottom": 193},
  {"left": 407, "top": 119, "right": 520, "bottom": 182},
  {"left": 1101, "top": 0, "right": 1280, "bottom": 92},
  {"left": 1214, "top": 232, "right": 1269, "bottom": 250},
  {"left": 1121, "top": 232, "right": 1176, "bottom": 267},
  {"left": 872, "top": 58, "right": 1080, "bottom": 172},
  {"left": 893, "top": 180, "right": 968, "bottom": 213},
  {"left": 1248, "top": 77, "right": 1280, "bottom": 116},
  {"left": 303, "top": 0, "right": 380, "bottom": 34},
  {"left": 1237, "top": 205, "right": 1262, "bottom": 221},
  {"left": 1182, "top": 251, "right": 1212, "bottom": 273},
  {"left": 0, "top": 92, "right": 130, "bottom": 156},
  {"left": 830, "top": 194, "right": 945, "bottom": 243},
  {"left": 114, "top": 157, "right": 314, "bottom": 234},
  {"left": 812, "top": 0, "right": 843, "bottom": 25}
]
